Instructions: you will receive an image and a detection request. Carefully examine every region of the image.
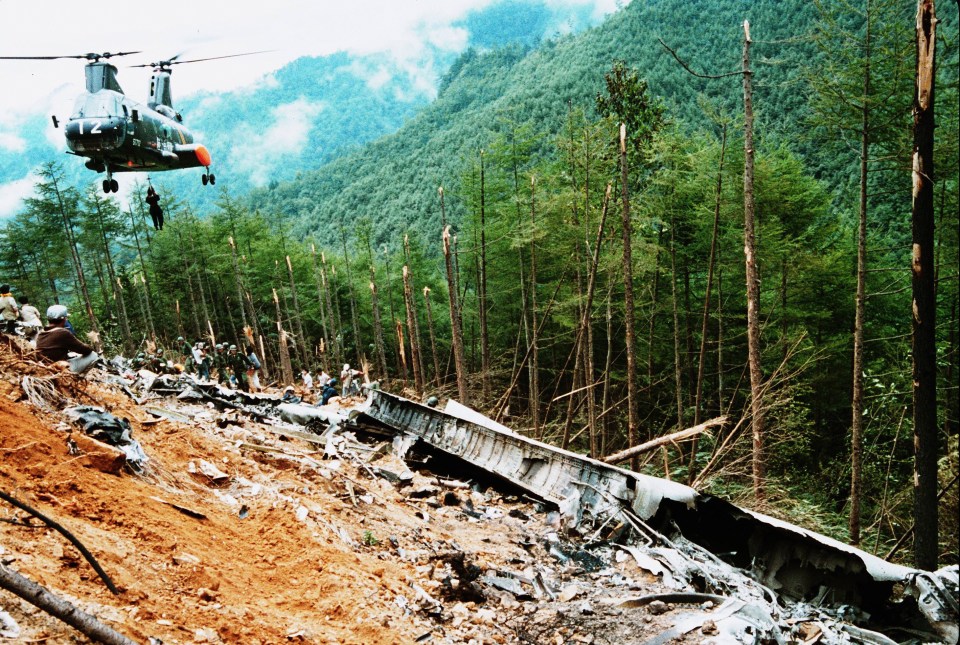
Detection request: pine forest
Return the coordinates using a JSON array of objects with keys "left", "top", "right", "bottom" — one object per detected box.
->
[{"left": 1, "top": 0, "right": 957, "bottom": 569}]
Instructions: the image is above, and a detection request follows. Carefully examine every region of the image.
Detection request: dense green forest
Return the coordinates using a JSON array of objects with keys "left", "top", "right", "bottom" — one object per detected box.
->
[{"left": 0, "top": 0, "right": 957, "bottom": 567}]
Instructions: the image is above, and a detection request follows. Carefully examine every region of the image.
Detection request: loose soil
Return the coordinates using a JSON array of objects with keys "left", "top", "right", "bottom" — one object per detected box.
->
[{"left": 0, "top": 343, "right": 677, "bottom": 644}]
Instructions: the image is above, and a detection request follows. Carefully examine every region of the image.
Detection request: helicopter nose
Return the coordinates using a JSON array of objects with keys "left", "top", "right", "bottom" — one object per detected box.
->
[{"left": 65, "top": 117, "right": 125, "bottom": 152}]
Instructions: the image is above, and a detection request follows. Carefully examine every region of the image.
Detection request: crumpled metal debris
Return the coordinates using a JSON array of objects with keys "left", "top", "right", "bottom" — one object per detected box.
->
[
  {"left": 0, "top": 607, "right": 20, "bottom": 639},
  {"left": 63, "top": 406, "right": 149, "bottom": 472},
  {"left": 354, "top": 390, "right": 959, "bottom": 644}
]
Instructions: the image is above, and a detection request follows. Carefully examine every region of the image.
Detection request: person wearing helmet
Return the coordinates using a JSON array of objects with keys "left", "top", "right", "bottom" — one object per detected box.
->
[
  {"left": 35, "top": 304, "right": 99, "bottom": 374},
  {"left": 226, "top": 343, "right": 251, "bottom": 391},
  {"left": 212, "top": 343, "right": 227, "bottom": 383},
  {"left": 0, "top": 284, "right": 18, "bottom": 334},
  {"left": 177, "top": 336, "right": 195, "bottom": 374}
]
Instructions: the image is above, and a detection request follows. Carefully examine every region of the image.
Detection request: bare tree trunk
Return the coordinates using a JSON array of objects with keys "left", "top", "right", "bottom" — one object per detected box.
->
[
  {"left": 361, "top": 232, "right": 390, "bottom": 380},
  {"left": 403, "top": 235, "right": 426, "bottom": 384},
  {"left": 717, "top": 269, "right": 725, "bottom": 411},
  {"left": 189, "top": 233, "right": 214, "bottom": 345},
  {"left": 910, "top": 0, "right": 938, "bottom": 571},
  {"left": 742, "top": 20, "right": 766, "bottom": 502},
  {"left": 0, "top": 565, "right": 137, "bottom": 645},
  {"left": 850, "top": 7, "right": 872, "bottom": 547},
  {"left": 478, "top": 152, "right": 491, "bottom": 402},
  {"left": 602, "top": 280, "right": 614, "bottom": 456},
  {"left": 403, "top": 265, "right": 424, "bottom": 394},
  {"left": 92, "top": 197, "right": 132, "bottom": 353},
  {"left": 423, "top": 286, "right": 442, "bottom": 386},
  {"left": 228, "top": 237, "right": 249, "bottom": 333},
  {"left": 689, "top": 126, "right": 727, "bottom": 483},
  {"left": 338, "top": 225, "right": 364, "bottom": 369},
  {"left": 320, "top": 251, "right": 342, "bottom": 369},
  {"left": 50, "top": 174, "right": 99, "bottom": 344},
  {"left": 395, "top": 320, "right": 408, "bottom": 382},
  {"left": 285, "top": 256, "right": 308, "bottom": 368},
  {"left": 561, "top": 184, "right": 612, "bottom": 453},
  {"left": 670, "top": 213, "right": 685, "bottom": 438},
  {"left": 273, "top": 288, "right": 294, "bottom": 386},
  {"left": 619, "top": 123, "right": 640, "bottom": 470},
  {"left": 440, "top": 187, "right": 470, "bottom": 404},
  {"left": 529, "top": 175, "right": 541, "bottom": 438},
  {"left": 309, "top": 244, "right": 333, "bottom": 372}
]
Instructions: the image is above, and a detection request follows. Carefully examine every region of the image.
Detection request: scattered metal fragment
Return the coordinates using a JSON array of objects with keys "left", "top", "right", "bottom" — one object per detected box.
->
[
  {"left": 63, "top": 405, "right": 148, "bottom": 472},
  {"left": 353, "top": 390, "right": 959, "bottom": 643}
]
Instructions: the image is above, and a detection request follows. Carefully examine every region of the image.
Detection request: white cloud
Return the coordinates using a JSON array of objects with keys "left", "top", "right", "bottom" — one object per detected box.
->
[
  {"left": 231, "top": 98, "right": 325, "bottom": 186},
  {"left": 0, "top": 176, "right": 37, "bottom": 220},
  {"left": 0, "top": 132, "right": 26, "bottom": 153}
]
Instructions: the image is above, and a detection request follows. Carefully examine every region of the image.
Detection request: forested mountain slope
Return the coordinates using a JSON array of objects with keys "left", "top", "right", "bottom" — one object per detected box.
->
[{"left": 250, "top": 0, "right": 825, "bottom": 245}]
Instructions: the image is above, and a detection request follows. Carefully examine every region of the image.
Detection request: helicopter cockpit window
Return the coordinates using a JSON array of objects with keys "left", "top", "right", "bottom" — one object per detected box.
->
[{"left": 70, "top": 91, "right": 123, "bottom": 119}]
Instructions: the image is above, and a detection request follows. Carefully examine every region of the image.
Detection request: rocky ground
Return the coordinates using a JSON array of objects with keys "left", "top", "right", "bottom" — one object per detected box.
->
[{"left": 1, "top": 341, "right": 689, "bottom": 644}]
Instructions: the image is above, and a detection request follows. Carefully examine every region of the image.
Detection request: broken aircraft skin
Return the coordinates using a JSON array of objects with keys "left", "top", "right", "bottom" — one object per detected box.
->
[{"left": 355, "top": 389, "right": 959, "bottom": 644}]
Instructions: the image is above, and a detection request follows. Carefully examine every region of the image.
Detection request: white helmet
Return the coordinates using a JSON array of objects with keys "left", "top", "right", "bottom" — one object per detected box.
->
[{"left": 46, "top": 304, "right": 69, "bottom": 320}]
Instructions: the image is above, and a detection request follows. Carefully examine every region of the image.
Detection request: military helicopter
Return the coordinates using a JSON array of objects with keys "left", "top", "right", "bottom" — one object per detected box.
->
[{"left": 1, "top": 51, "right": 257, "bottom": 193}]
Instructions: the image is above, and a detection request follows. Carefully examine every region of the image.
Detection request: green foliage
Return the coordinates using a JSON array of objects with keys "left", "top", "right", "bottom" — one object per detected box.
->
[{"left": 0, "top": 0, "right": 957, "bottom": 562}]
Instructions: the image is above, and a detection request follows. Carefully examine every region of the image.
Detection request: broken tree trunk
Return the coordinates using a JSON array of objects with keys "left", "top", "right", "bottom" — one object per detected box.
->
[
  {"left": 338, "top": 224, "right": 364, "bottom": 369},
  {"left": 742, "top": 20, "right": 766, "bottom": 502},
  {"left": 603, "top": 417, "right": 726, "bottom": 465},
  {"left": 423, "top": 286, "right": 442, "bottom": 386},
  {"left": 403, "top": 235, "right": 427, "bottom": 388},
  {"left": 273, "top": 288, "right": 294, "bottom": 386},
  {"left": 310, "top": 244, "right": 334, "bottom": 372},
  {"left": 286, "top": 255, "right": 309, "bottom": 369},
  {"left": 619, "top": 123, "right": 640, "bottom": 470},
  {"left": 478, "top": 151, "right": 491, "bottom": 403},
  {"left": 689, "top": 125, "right": 727, "bottom": 484},
  {"left": 529, "top": 175, "right": 541, "bottom": 439},
  {"left": 911, "top": 0, "right": 938, "bottom": 571},
  {"left": 228, "top": 237, "right": 250, "bottom": 336},
  {"left": 0, "top": 564, "right": 136, "bottom": 645},
  {"left": 440, "top": 187, "right": 470, "bottom": 405},
  {"left": 403, "top": 266, "right": 424, "bottom": 394}
]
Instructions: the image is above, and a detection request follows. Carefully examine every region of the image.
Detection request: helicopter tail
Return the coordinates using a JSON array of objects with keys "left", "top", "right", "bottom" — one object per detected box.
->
[{"left": 173, "top": 143, "right": 212, "bottom": 169}]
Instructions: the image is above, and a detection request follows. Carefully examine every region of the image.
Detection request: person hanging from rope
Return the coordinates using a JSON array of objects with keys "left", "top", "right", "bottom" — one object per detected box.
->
[{"left": 145, "top": 186, "right": 164, "bottom": 231}]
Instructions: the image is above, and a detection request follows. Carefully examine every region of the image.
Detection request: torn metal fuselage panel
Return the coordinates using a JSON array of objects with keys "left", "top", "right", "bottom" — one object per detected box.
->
[
  {"left": 359, "top": 389, "right": 698, "bottom": 527},
  {"left": 355, "top": 390, "right": 958, "bottom": 641}
]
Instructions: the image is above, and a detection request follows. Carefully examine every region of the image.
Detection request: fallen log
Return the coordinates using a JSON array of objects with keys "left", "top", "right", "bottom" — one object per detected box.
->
[
  {"left": 0, "top": 490, "right": 120, "bottom": 594},
  {"left": 0, "top": 564, "right": 136, "bottom": 645},
  {"left": 602, "top": 417, "right": 726, "bottom": 465}
]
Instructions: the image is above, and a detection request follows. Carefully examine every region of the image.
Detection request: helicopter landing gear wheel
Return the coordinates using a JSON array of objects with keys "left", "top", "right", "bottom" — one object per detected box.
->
[
  {"left": 201, "top": 173, "right": 208, "bottom": 186},
  {"left": 103, "top": 180, "right": 111, "bottom": 193},
  {"left": 209, "top": 174, "right": 215, "bottom": 185},
  {"left": 110, "top": 179, "right": 119, "bottom": 192}
]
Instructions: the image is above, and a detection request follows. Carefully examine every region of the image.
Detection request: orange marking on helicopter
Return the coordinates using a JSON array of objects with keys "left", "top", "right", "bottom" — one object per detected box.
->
[
  {"left": 177, "top": 128, "right": 186, "bottom": 145},
  {"left": 196, "top": 145, "right": 212, "bottom": 167}
]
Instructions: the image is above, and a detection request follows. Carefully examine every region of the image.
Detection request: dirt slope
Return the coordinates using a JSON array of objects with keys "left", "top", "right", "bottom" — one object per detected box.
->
[{"left": 0, "top": 348, "right": 435, "bottom": 644}]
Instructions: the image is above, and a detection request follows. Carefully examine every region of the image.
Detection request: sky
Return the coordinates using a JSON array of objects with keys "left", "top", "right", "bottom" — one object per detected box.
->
[
  {"left": 0, "top": 0, "right": 621, "bottom": 119},
  {"left": 0, "top": 0, "right": 622, "bottom": 217}
]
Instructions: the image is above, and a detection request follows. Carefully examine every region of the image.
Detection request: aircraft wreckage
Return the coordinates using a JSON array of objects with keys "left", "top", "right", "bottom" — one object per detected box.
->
[
  {"left": 347, "top": 390, "right": 958, "bottom": 644},
  {"left": 63, "top": 369, "right": 960, "bottom": 643}
]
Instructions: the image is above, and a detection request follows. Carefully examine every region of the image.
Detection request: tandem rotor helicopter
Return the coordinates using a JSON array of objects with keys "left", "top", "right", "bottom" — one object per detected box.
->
[{"left": 1, "top": 51, "right": 260, "bottom": 193}]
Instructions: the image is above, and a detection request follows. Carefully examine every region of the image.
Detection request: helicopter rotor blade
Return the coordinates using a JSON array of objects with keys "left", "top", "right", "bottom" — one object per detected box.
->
[
  {"left": 130, "top": 50, "right": 273, "bottom": 69},
  {"left": 0, "top": 51, "right": 141, "bottom": 61}
]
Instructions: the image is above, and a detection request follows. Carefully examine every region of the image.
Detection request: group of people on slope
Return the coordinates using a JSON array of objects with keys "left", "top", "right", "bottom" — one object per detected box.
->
[
  {"left": 292, "top": 362, "right": 365, "bottom": 407},
  {"left": 1, "top": 284, "right": 99, "bottom": 374},
  {"left": 144, "top": 337, "right": 262, "bottom": 392}
]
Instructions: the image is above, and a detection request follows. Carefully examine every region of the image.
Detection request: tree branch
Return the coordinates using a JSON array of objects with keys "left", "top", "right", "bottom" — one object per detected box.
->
[{"left": 658, "top": 38, "right": 743, "bottom": 79}]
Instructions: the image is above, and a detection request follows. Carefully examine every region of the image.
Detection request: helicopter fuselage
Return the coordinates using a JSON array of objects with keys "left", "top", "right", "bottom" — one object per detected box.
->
[{"left": 64, "top": 89, "right": 211, "bottom": 174}]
